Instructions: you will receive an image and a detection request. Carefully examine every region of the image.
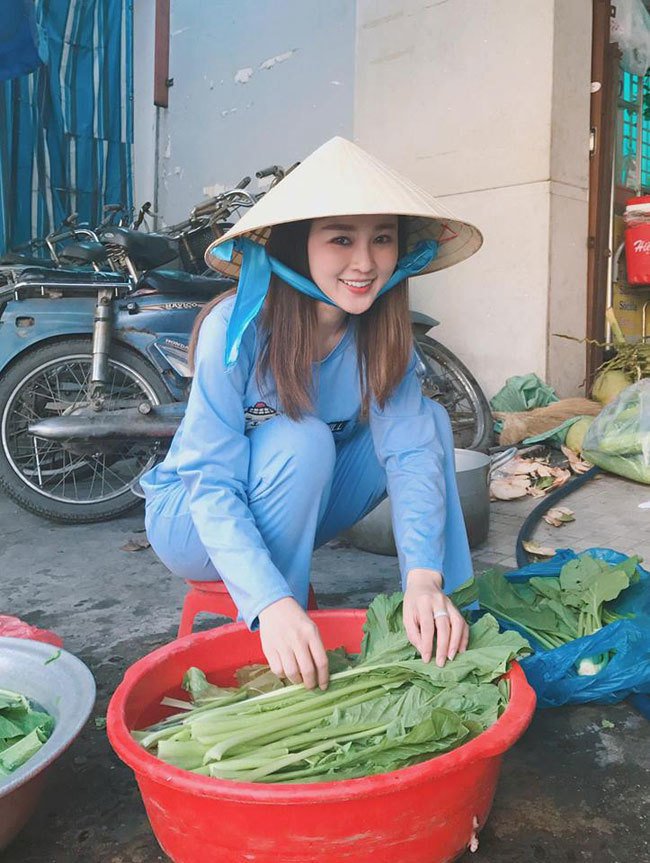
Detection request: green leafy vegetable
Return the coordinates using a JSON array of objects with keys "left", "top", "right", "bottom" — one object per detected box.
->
[
  {"left": 0, "top": 688, "right": 55, "bottom": 776},
  {"left": 472, "top": 553, "right": 640, "bottom": 675},
  {"left": 449, "top": 576, "right": 480, "bottom": 611},
  {"left": 44, "top": 649, "right": 62, "bottom": 666},
  {"left": 134, "top": 593, "right": 530, "bottom": 783}
]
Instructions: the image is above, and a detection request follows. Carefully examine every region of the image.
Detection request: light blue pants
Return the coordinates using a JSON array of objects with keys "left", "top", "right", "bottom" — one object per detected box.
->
[{"left": 144, "top": 400, "right": 472, "bottom": 609}]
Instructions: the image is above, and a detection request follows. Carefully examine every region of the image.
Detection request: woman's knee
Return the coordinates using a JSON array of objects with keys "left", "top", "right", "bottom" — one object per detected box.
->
[
  {"left": 145, "top": 505, "right": 219, "bottom": 582},
  {"left": 248, "top": 414, "right": 336, "bottom": 496}
]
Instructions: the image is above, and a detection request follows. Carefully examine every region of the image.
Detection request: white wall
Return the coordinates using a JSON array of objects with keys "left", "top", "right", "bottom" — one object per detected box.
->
[
  {"left": 134, "top": 0, "right": 356, "bottom": 225},
  {"left": 355, "top": 0, "right": 592, "bottom": 398}
]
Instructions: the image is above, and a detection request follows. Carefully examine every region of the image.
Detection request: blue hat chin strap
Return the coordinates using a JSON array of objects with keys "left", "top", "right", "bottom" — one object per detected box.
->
[{"left": 211, "top": 236, "right": 439, "bottom": 367}]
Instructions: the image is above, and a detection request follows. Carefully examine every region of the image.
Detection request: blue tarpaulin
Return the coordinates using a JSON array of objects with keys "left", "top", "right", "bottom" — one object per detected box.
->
[
  {"left": 0, "top": 0, "right": 133, "bottom": 254},
  {"left": 0, "top": 1, "right": 42, "bottom": 82}
]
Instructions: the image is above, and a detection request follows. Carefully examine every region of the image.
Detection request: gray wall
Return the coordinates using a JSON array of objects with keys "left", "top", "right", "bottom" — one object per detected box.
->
[{"left": 134, "top": 0, "right": 356, "bottom": 224}]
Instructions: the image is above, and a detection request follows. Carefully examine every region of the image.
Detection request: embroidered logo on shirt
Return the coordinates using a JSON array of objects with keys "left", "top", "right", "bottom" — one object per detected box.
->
[{"left": 244, "top": 401, "right": 278, "bottom": 429}]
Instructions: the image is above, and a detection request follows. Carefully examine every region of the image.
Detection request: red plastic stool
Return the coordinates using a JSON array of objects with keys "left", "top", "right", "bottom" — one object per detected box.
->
[{"left": 178, "top": 580, "right": 319, "bottom": 638}]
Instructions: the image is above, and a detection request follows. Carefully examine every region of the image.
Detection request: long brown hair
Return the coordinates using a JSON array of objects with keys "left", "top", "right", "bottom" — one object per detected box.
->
[{"left": 189, "top": 219, "right": 412, "bottom": 419}]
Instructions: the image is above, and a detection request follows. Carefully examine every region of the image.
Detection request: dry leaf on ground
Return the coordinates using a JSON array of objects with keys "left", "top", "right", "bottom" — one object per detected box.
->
[
  {"left": 490, "top": 476, "right": 531, "bottom": 500},
  {"left": 500, "top": 458, "right": 538, "bottom": 476},
  {"left": 121, "top": 537, "right": 151, "bottom": 552},
  {"left": 561, "top": 445, "right": 593, "bottom": 474},
  {"left": 542, "top": 507, "right": 575, "bottom": 527},
  {"left": 550, "top": 467, "right": 572, "bottom": 487},
  {"left": 522, "top": 540, "right": 556, "bottom": 558},
  {"left": 491, "top": 457, "right": 572, "bottom": 502}
]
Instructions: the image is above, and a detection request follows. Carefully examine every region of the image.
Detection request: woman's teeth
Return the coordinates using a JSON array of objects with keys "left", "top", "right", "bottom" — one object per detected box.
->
[{"left": 340, "top": 279, "right": 373, "bottom": 289}]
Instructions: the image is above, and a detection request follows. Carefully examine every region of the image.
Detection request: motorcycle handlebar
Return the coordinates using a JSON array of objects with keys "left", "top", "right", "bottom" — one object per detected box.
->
[
  {"left": 192, "top": 197, "right": 223, "bottom": 218},
  {"left": 255, "top": 165, "right": 282, "bottom": 180},
  {"left": 191, "top": 188, "right": 256, "bottom": 219},
  {"left": 48, "top": 227, "right": 99, "bottom": 245}
]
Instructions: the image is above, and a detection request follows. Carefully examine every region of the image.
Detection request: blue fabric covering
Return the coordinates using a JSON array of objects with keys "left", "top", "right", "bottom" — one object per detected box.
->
[
  {"left": 0, "top": 0, "right": 133, "bottom": 254},
  {"left": 141, "top": 294, "right": 473, "bottom": 629},
  {"left": 0, "top": 1, "right": 42, "bottom": 82}
]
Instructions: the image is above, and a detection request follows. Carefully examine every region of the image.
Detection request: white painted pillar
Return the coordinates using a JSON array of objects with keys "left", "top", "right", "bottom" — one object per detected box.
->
[{"left": 354, "top": 0, "right": 592, "bottom": 398}]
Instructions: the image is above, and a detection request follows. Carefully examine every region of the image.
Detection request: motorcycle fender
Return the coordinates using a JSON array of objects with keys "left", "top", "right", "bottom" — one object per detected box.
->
[
  {"left": 410, "top": 310, "right": 440, "bottom": 334},
  {"left": 0, "top": 297, "right": 95, "bottom": 371},
  {"left": 114, "top": 297, "right": 201, "bottom": 400}
]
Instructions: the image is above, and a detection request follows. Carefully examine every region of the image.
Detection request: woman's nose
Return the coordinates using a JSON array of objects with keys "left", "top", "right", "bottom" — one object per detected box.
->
[{"left": 351, "top": 243, "right": 375, "bottom": 273}]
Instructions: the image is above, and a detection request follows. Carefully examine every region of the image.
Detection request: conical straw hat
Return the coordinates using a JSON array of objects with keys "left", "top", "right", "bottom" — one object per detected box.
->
[{"left": 205, "top": 136, "right": 482, "bottom": 278}]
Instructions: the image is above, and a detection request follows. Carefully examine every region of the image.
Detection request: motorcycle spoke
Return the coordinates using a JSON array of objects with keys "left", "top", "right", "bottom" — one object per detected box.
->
[
  {"left": 108, "top": 368, "right": 119, "bottom": 404},
  {"left": 98, "top": 456, "right": 124, "bottom": 496},
  {"left": 87, "top": 456, "right": 100, "bottom": 499},
  {"left": 11, "top": 439, "right": 59, "bottom": 465},
  {"left": 40, "top": 452, "right": 74, "bottom": 494},
  {"left": 59, "top": 361, "right": 85, "bottom": 392},
  {"left": 38, "top": 372, "right": 59, "bottom": 403},
  {"left": 70, "top": 455, "right": 79, "bottom": 499}
]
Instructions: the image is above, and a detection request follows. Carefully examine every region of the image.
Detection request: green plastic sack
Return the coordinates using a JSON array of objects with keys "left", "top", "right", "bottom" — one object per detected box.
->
[
  {"left": 518, "top": 415, "right": 590, "bottom": 448},
  {"left": 582, "top": 380, "right": 650, "bottom": 484},
  {"left": 490, "top": 373, "right": 558, "bottom": 413}
]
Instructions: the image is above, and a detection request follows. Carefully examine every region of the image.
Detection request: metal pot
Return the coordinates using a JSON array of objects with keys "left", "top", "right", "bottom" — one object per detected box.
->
[{"left": 344, "top": 448, "right": 491, "bottom": 555}]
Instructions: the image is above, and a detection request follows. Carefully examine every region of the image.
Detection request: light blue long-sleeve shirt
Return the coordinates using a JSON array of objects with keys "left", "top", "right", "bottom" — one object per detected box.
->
[{"left": 140, "top": 295, "right": 448, "bottom": 624}]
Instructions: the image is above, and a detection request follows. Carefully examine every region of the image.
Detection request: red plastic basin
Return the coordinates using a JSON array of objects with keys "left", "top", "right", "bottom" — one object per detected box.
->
[{"left": 107, "top": 610, "right": 536, "bottom": 863}]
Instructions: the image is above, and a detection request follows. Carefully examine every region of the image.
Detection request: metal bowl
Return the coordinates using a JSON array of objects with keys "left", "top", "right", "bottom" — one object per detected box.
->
[
  {"left": 345, "top": 448, "right": 491, "bottom": 555},
  {"left": 0, "top": 637, "right": 96, "bottom": 851}
]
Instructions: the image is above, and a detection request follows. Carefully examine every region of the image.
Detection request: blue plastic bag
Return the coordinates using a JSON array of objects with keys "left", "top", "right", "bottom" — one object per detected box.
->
[{"left": 488, "top": 548, "right": 650, "bottom": 708}]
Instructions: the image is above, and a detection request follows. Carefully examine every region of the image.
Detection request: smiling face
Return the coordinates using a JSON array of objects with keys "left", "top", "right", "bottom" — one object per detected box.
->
[{"left": 307, "top": 214, "right": 400, "bottom": 315}]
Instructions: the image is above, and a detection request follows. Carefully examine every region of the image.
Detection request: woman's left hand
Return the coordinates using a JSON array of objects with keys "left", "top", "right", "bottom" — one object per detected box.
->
[{"left": 403, "top": 569, "right": 469, "bottom": 667}]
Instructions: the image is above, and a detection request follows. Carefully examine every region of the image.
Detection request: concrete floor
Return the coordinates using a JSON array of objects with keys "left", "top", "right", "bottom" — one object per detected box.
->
[{"left": 1, "top": 470, "right": 649, "bottom": 863}]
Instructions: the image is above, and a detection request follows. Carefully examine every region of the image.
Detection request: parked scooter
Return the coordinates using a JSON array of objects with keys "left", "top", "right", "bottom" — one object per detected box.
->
[
  {"left": 0, "top": 173, "right": 267, "bottom": 522},
  {"left": 0, "top": 170, "right": 492, "bottom": 523}
]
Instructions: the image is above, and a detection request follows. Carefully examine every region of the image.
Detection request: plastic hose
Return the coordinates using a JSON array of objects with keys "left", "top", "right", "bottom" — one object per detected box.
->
[{"left": 514, "top": 466, "right": 601, "bottom": 568}]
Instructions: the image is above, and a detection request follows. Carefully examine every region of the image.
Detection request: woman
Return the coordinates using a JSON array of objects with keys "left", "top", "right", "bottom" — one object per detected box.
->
[{"left": 141, "top": 137, "right": 483, "bottom": 692}]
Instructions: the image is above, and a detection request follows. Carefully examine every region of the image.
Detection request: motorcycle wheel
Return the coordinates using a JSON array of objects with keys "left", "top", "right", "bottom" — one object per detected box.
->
[
  {"left": 0, "top": 338, "right": 171, "bottom": 523},
  {"left": 415, "top": 334, "right": 493, "bottom": 451}
]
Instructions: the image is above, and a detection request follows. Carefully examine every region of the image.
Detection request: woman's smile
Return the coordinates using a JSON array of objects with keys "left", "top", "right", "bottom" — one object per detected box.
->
[
  {"left": 307, "top": 214, "right": 399, "bottom": 315},
  {"left": 338, "top": 276, "right": 376, "bottom": 294}
]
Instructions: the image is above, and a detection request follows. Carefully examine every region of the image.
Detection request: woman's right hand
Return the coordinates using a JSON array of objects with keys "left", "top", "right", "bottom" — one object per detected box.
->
[{"left": 258, "top": 596, "right": 330, "bottom": 690}]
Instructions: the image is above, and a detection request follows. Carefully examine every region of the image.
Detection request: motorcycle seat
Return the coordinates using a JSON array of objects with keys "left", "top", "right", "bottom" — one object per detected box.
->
[
  {"left": 98, "top": 226, "right": 178, "bottom": 270},
  {"left": 0, "top": 253, "right": 58, "bottom": 267},
  {"left": 14, "top": 267, "right": 127, "bottom": 286},
  {"left": 139, "top": 268, "right": 235, "bottom": 299},
  {"left": 59, "top": 240, "right": 108, "bottom": 264}
]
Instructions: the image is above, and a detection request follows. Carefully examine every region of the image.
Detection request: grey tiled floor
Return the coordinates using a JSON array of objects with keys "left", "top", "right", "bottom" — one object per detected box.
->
[{"left": 472, "top": 471, "right": 650, "bottom": 572}]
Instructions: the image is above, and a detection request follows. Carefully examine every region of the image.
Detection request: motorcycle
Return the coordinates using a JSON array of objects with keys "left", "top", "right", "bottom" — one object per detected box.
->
[{"left": 0, "top": 172, "right": 492, "bottom": 523}]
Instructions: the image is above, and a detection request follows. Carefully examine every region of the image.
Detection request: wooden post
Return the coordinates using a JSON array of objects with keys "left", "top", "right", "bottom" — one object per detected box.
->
[
  {"left": 154, "top": 0, "right": 170, "bottom": 108},
  {"left": 586, "top": 0, "right": 619, "bottom": 385}
]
